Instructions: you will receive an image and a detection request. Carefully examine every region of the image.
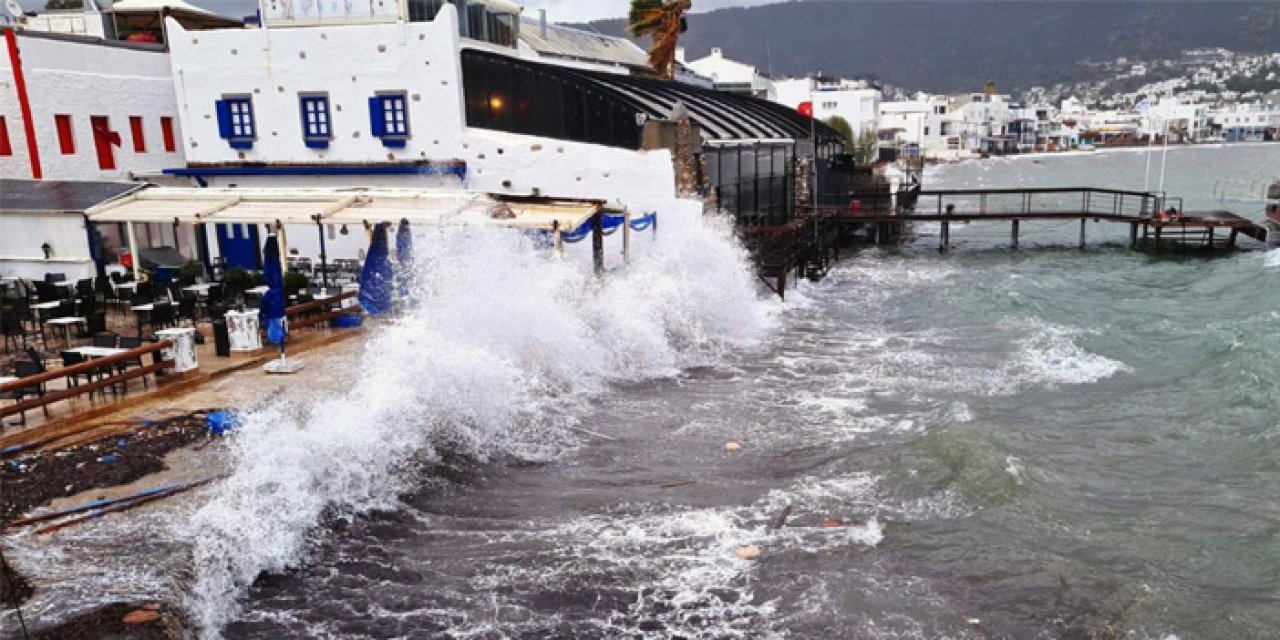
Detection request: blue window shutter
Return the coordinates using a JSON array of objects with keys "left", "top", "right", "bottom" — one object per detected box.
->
[
  {"left": 368, "top": 97, "right": 386, "bottom": 137},
  {"left": 215, "top": 100, "right": 233, "bottom": 139}
]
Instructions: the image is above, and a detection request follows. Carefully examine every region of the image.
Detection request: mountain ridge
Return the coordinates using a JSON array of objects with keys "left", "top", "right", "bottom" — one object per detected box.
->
[{"left": 574, "top": 1, "right": 1280, "bottom": 93}]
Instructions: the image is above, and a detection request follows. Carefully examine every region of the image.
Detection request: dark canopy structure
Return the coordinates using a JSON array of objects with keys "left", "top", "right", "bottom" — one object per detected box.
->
[{"left": 461, "top": 48, "right": 842, "bottom": 150}]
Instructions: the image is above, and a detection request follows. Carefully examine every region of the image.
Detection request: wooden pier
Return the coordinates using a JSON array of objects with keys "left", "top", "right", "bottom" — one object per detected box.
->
[{"left": 817, "top": 187, "right": 1268, "bottom": 252}]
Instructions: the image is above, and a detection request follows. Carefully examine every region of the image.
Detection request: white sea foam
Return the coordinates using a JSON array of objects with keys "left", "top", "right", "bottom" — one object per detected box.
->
[
  {"left": 1007, "top": 319, "right": 1129, "bottom": 387},
  {"left": 1263, "top": 249, "right": 1280, "bottom": 268},
  {"left": 183, "top": 218, "right": 777, "bottom": 637}
]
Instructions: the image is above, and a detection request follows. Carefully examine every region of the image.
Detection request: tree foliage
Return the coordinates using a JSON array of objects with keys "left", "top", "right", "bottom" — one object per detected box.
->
[
  {"left": 627, "top": 0, "right": 692, "bottom": 80},
  {"left": 824, "top": 116, "right": 854, "bottom": 147},
  {"left": 853, "top": 130, "right": 879, "bottom": 165}
]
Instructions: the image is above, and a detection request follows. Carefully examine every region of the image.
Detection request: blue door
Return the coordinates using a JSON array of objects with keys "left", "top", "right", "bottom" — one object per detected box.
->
[{"left": 217, "top": 224, "right": 259, "bottom": 270}]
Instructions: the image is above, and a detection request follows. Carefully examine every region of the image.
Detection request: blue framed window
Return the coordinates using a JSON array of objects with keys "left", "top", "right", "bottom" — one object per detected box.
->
[
  {"left": 299, "top": 93, "right": 332, "bottom": 149},
  {"left": 369, "top": 92, "right": 409, "bottom": 148},
  {"left": 215, "top": 96, "right": 256, "bottom": 149}
]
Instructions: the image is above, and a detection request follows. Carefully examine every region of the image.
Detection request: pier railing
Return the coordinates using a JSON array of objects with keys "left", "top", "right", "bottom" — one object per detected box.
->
[
  {"left": 919, "top": 187, "right": 1172, "bottom": 219},
  {"left": 815, "top": 187, "right": 1181, "bottom": 221}
]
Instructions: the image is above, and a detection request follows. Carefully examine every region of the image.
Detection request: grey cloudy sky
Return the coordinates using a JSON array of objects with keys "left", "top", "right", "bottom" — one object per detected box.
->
[
  {"left": 13, "top": 0, "right": 784, "bottom": 20},
  {"left": 521, "top": 0, "right": 782, "bottom": 23}
]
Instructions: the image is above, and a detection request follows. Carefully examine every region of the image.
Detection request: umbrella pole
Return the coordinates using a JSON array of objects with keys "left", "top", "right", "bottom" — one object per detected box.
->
[{"left": 316, "top": 218, "right": 329, "bottom": 289}]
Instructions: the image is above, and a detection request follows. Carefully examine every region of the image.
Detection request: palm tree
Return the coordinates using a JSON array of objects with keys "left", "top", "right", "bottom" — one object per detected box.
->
[{"left": 628, "top": 0, "right": 693, "bottom": 81}]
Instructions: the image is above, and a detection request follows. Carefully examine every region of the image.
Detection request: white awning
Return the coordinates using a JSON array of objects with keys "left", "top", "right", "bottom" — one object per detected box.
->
[{"left": 86, "top": 187, "right": 603, "bottom": 232}]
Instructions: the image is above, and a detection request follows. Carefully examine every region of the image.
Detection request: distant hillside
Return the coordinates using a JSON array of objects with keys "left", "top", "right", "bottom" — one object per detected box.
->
[{"left": 577, "top": 1, "right": 1280, "bottom": 93}]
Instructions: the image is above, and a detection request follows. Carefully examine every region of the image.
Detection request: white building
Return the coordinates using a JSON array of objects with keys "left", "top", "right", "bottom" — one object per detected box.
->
[
  {"left": 1144, "top": 98, "right": 1209, "bottom": 143},
  {"left": 774, "top": 75, "right": 881, "bottom": 140},
  {"left": 1209, "top": 102, "right": 1278, "bottom": 142},
  {"left": 1, "top": 28, "right": 189, "bottom": 279},
  {"left": 4, "top": 0, "right": 833, "bottom": 282},
  {"left": 156, "top": 1, "right": 829, "bottom": 267},
  {"left": 684, "top": 47, "right": 775, "bottom": 99}
]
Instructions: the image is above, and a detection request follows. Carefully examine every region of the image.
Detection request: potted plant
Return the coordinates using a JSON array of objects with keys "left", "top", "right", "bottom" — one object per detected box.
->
[
  {"left": 284, "top": 271, "right": 309, "bottom": 295},
  {"left": 176, "top": 260, "right": 204, "bottom": 286},
  {"left": 225, "top": 268, "right": 253, "bottom": 296}
]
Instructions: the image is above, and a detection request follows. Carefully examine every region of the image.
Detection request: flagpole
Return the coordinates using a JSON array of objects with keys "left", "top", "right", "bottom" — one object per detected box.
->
[{"left": 1157, "top": 114, "right": 1170, "bottom": 196}]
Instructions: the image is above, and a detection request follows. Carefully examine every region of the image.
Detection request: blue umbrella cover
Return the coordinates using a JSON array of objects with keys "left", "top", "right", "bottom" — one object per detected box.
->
[
  {"left": 360, "top": 223, "right": 394, "bottom": 315},
  {"left": 259, "top": 234, "right": 288, "bottom": 345}
]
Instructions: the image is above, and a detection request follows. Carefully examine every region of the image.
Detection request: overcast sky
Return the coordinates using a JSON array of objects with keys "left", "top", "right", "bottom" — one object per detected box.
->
[
  {"left": 13, "top": 0, "right": 785, "bottom": 20},
  {"left": 520, "top": 0, "right": 781, "bottom": 23}
]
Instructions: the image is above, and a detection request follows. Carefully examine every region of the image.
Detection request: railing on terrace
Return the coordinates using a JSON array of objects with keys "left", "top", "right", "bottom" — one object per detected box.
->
[{"left": 0, "top": 341, "right": 175, "bottom": 421}]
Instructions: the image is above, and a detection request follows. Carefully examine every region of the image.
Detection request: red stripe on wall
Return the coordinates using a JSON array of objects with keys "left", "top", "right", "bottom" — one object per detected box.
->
[{"left": 4, "top": 28, "right": 42, "bottom": 179}]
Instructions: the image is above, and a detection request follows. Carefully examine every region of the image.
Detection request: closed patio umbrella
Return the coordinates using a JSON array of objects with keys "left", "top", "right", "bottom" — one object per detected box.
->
[
  {"left": 261, "top": 233, "right": 303, "bottom": 373},
  {"left": 395, "top": 218, "right": 413, "bottom": 301},
  {"left": 359, "top": 223, "right": 393, "bottom": 315}
]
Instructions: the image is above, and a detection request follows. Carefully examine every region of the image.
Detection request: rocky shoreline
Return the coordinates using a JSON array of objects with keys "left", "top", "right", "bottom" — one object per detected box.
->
[{"left": 1, "top": 412, "right": 214, "bottom": 639}]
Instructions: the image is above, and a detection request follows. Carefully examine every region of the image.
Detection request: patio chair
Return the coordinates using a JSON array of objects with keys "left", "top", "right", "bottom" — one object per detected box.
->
[
  {"left": 44, "top": 273, "right": 66, "bottom": 284},
  {"left": 0, "top": 360, "right": 48, "bottom": 427},
  {"left": 92, "top": 333, "right": 118, "bottom": 348},
  {"left": 1, "top": 312, "right": 35, "bottom": 353},
  {"left": 96, "top": 277, "right": 121, "bottom": 312},
  {"left": 25, "top": 346, "right": 46, "bottom": 373},
  {"left": 60, "top": 350, "right": 105, "bottom": 399},
  {"left": 85, "top": 312, "right": 107, "bottom": 337},
  {"left": 176, "top": 297, "right": 197, "bottom": 326},
  {"left": 34, "top": 281, "right": 60, "bottom": 302},
  {"left": 75, "top": 279, "right": 93, "bottom": 297},
  {"left": 115, "top": 336, "right": 149, "bottom": 391}
]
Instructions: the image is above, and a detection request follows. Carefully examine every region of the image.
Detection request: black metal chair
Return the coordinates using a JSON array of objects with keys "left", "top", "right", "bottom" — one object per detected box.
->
[
  {"left": 92, "top": 333, "right": 118, "bottom": 348},
  {"left": 1, "top": 312, "right": 35, "bottom": 353},
  {"left": 60, "top": 350, "right": 104, "bottom": 399},
  {"left": 24, "top": 346, "right": 46, "bottom": 373},
  {"left": 115, "top": 336, "right": 148, "bottom": 391},
  {"left": 96, "top": 277, "right": 122, "bottom": 313},
  {"left": 86, "top": 312, "right": 107, "bottom": 336},
  {"left": 1, "top": 360, "right": 48, "bottom": 427}
]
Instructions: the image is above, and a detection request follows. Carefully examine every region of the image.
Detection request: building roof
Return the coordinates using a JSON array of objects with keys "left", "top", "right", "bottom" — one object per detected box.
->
[
  {"left": 463, "top": 48, "right": 840, "bottom": 145},
  {"left": 86, "top": 186, "right": 603, "bottom": 232},
  {"left": 573, "top": 65, "right": 841, "bottom": 143},
  {"left": 0, "top": 180, "right": 143, "bottom": 214},
  {"left": 519, "top": 18, "right": 649, "bottom": 70}
]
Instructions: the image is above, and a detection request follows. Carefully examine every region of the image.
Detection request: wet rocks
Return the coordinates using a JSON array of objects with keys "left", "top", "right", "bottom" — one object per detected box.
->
[
  {"left": 22, "top": 602, "right": 183, "bottom": 639},
  {"left": 820, "top": 518, "right": 847, "bottom": 529},
  {"left": 123, "top": 609, "right": 161, "bottom": 624}
]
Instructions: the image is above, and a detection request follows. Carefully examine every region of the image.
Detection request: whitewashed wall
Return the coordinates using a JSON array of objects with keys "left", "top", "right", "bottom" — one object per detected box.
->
[
  {"left": 167, "top": 12, "right": 467, "bottom": 166},
  {"left": 0, "top": 213, "right": 97, "bottom": 281},
  {"left": 0, "top": 32, "right": 183, "bottom": 181}
]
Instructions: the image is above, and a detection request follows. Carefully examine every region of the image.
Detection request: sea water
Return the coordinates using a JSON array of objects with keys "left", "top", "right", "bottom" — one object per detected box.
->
[{"left": 5, "top": 144, "right": 1280, "bottom": 639}]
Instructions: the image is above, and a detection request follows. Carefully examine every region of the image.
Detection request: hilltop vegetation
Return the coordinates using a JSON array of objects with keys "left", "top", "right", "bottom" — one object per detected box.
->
[{"left": 579, "top": 1, "right": 1280, "bottom": 92}]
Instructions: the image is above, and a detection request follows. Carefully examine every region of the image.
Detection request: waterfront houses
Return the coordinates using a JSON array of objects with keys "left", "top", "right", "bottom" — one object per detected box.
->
[{"left": 1, "top": 0, "right": 840, "bottom": 282}]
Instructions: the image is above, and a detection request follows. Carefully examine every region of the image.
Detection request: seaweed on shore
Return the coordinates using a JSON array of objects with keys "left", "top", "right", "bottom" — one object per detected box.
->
[{"left": 0, "top": 412, "right": 214, "bottom": 527}]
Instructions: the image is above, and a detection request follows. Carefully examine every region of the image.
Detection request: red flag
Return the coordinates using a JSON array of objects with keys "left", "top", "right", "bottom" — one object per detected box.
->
[{"left": 798, "top": 101, "right": 814, "bottom": 118}]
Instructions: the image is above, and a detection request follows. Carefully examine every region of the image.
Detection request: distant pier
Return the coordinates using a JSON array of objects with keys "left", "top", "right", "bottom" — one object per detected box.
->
[
  {"left": 752, "top": 186, "right": 1269, "bottom": 298},
  {"left": 824, "top": 187, "right": 1268, "bottom": 252}
]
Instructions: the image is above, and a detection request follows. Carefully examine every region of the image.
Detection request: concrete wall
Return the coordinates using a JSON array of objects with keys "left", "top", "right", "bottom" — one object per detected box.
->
[{"left": 0, "top": 31, "right": 183, "bottom": 181}]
